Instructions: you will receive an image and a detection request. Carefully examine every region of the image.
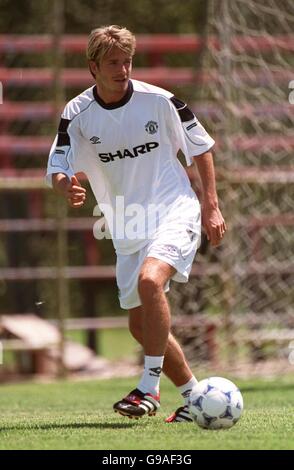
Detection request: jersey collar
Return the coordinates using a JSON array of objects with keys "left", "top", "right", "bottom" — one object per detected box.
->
[{"left": 93, "top": 80, "right": 133, "bottom": 109}]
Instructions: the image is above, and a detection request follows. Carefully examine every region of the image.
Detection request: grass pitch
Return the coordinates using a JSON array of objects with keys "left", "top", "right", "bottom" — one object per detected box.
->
[{"left": 0, "top": 375, "right": 293, "bottom": 450}]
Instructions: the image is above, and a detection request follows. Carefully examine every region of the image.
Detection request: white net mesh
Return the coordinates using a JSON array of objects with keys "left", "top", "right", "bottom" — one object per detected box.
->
[{"left": 170, "top": 0, "right": 294, "bottom": 372}]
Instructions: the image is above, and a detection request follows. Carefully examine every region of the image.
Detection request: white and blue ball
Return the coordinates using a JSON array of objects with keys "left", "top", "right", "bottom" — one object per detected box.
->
[{"left": 188, "top": 377, "right": 243, "bottom": 430}]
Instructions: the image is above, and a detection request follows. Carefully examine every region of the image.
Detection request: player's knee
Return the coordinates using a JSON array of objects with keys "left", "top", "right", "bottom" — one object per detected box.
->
[{"left": 138, "top": 273, "right": 162, "bottom": 298}]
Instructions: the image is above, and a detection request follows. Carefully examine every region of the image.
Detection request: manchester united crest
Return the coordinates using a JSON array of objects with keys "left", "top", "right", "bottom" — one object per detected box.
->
[{"left": 145, "top": 120, "right": 158, "bottom": 134}]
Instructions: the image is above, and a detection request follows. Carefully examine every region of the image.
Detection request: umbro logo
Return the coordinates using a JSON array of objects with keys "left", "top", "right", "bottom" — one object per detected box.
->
[
  {"left": 90, "top": 136, "right": 101, "bottom": 144},
  {"left": 149, "top": 366, "right": 162, "bottom": 377}
]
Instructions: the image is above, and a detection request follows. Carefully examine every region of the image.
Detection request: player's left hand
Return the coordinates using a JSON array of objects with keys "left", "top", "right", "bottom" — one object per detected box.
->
[{"left": 201, "top": 205, "right": 227, "bottom": 246}]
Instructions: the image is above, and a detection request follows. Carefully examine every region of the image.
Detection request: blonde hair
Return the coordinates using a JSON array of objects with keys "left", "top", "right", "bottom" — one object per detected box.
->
[{"left": 87, "top": 25, "right": 136, "bottom": 66}]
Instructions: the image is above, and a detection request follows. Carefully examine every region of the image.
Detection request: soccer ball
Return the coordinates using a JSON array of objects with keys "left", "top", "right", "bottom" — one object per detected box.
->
[{"left": 188, "top": 377, "right": 243, "bottom": 430}]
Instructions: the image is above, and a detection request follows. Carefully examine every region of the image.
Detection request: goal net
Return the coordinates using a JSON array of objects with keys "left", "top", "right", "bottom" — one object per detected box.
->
[{"left": 170, "top": 0, "right": 294, "bottom": 372}]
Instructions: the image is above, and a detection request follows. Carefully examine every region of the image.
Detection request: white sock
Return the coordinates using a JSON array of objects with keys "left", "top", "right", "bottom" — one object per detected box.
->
[
  {"left": 178, "top": 376, "right": 198, "bottom": 406},
  {"left": 137, "top": 355, "right": 164, "bottom": 396}
]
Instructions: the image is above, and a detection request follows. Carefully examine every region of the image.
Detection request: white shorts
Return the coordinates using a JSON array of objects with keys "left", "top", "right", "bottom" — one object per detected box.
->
[{"left": 116, "top": 209, "right": 201, "bottom": 310}]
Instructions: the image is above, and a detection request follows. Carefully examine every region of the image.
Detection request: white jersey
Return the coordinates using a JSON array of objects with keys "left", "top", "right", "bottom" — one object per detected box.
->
[{"left": 46, "top": 79, "right": 214, "bottom": 254}]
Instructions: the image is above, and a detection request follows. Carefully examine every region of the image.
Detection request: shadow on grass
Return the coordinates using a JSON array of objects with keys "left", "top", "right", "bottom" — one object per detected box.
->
[{"left": 0, "top": 422, "right": 139, "bottom": 432}]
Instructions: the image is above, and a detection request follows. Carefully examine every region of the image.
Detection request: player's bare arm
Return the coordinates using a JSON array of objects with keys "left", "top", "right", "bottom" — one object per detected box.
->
[
  {"left": 52, "top": 173, "right": 86, "bottom": 208},
  {"left": 193, "top": 151, "right": 226, "bottom": 246}
]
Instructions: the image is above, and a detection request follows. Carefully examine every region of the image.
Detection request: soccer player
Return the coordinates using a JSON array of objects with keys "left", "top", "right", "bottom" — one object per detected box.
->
[{"left": 46, "top": 25, "right": 226, "bottom": 422}]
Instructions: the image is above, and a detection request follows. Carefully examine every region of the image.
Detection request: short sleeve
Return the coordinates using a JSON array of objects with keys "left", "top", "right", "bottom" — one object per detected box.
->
[
  {"left": 45, "top": 108, "right": 84, "bottom": 187},
  {"left": 169, "top": 96, "right": 215, "bottom": 164}
]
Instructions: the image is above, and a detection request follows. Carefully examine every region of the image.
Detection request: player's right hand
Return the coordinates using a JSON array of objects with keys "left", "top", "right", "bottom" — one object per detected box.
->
[{"left": 66, "top": 175, "right": 86, "bottom": 208}]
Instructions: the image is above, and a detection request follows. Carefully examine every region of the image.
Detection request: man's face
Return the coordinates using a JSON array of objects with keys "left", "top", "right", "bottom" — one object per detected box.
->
[{"left": 91, "top": 46, "right": 132, "bottom": 102}]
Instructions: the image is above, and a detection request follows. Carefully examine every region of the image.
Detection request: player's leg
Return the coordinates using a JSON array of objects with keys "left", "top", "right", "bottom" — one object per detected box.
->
[
  {"left": 113, "top": 257, "right": 173, "bottom": 419},
  {"left": 129, "top": 306, "right": 192, "bottom": 386},
  {"left": 129, "top": 305, "right": 195, "bottom": 422},
  {"left": 138, "top": 257, "right": 174, "bottom": 356},
  {"left": 138, "top": 257, "right": 195, "bottom": 421},
  {"left": 114, "top": 207, "right": 200, "bottom": 420}
]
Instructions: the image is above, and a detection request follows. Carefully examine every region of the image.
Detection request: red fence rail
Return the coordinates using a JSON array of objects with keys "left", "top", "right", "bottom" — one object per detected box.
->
[{"left": 1, "top": 34, "right": 293, "bottom": 53}]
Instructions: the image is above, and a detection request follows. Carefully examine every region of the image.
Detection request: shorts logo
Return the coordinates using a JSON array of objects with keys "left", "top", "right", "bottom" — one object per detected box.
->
[
  {"left": 163, "top": 245, "right": 179, "bottom": 256},
  {"left": 145, "top": 120, "right": 158, "bottom": 134}
]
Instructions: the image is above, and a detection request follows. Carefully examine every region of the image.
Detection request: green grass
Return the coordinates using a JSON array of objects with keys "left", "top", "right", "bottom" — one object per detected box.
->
[{"left": 0, "top": 376, "right": 293, "bottom": 449}]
